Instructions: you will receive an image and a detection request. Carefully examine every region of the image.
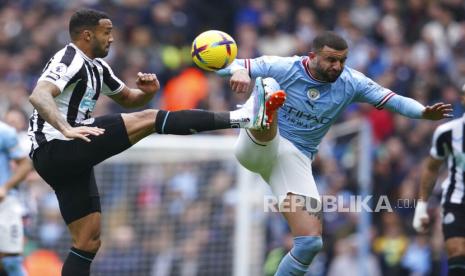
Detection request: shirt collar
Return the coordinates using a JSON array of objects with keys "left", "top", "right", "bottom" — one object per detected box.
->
[
  {"left": 69, "top": 43, "right": 93, "bottom": 62},
  {"left": 301, "top": 57, "right": 329, "bottom": 84}
]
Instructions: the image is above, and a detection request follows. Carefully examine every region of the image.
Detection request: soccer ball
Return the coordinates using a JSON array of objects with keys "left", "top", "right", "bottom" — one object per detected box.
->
[{"left": 191, "top": 30, "right": 237, "bottom": 71}]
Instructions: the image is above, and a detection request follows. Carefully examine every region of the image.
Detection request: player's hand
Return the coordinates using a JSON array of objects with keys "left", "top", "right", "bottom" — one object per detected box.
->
[
  {"left": 136, "top": 72, "right": 160, "bottom": 95},
  {"left": 413, "top": 200, "right": 430, "bottom": 233},
  {"left": 0, "top": 186, "right": 7, "bottom": 202},
  {"left": 422, "top": 103, "right": 453, "bottom": 120},
  {"left": 230, "top": 69, "right": 251, "bottom": 93},
  {"left": 62, "top": 126, "right": 105, "bottom": 142}
]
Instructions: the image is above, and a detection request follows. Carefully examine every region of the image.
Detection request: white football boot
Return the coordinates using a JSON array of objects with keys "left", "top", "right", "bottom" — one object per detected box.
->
[{"left": 238, "top": 77, "right": 286, "bottom": 130}]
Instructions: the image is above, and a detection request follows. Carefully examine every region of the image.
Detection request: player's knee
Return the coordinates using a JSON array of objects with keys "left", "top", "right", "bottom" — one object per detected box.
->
[
  {"left": 292, "top": 224, "right": 322, "bottom": 237},
  {"left": 446, "top": 239, "right": 465, "bottom": 257},
  {"left": 134, "top": 109, "right": 157, "bottom": 121},
  {"left": 291, "top": 236, "right": 323, "bottom": 265},
  {"left": 73, "top": 232, "right": 101, "bottom": 253},
  {"left": 122, "top": 109, "right": 156, "bottom": 123},
  {"left": 448, "top": 246, "right": 465, "bottom": 258}
]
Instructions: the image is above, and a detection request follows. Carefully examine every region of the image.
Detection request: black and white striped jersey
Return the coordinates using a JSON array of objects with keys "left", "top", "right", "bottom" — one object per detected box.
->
[
  {"left": 28, "top": 43, "right": 124, "bottom": 152},
  {"left": 430, "top": 114, "right": 465, "bottom": 206}
]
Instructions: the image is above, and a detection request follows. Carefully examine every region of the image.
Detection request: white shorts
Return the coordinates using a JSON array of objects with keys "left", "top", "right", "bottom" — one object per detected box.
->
[
  {"left": 235, "top": 129, "right": 320, "bottom": 205},
  {"left": 0, "top": 195, "right": 24, "bottom": 253}
]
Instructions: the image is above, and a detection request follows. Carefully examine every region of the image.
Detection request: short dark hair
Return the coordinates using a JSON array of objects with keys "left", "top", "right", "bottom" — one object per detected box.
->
[
  {"left": 312, "top": 31, "right": 348, "bottom": 52},
  {"left": 69, "top": 9, "right": 110, "bottom": 40}
]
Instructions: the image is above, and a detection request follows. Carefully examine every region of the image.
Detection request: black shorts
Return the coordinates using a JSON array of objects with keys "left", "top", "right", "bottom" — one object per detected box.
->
[
  {"left": 32, "top": 114, "right": 131, "bottom": 224},
  {"left": 442, "top": 203, "right": 465, "bottom": 240}
]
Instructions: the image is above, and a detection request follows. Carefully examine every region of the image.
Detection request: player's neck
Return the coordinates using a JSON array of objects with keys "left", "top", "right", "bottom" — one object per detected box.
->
[
  {"left": 306, "top": 62, "right": 326, "bottom": 83},
  {"left": 72, "top": 41, "right": 96, "bottom": 59}
]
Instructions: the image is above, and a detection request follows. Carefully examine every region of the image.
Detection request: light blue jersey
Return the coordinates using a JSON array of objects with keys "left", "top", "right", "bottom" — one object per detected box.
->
[
  {"left": 220, "top": 56, "right": 425, "bottom": 157},
  {"left": 0, "top": 121, "right": 26, "bottom": 189}
]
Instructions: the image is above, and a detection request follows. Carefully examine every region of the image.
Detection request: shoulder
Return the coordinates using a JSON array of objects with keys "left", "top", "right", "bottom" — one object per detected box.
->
[
  {"left": 430, "top": 119, "right": 461, "bottom": 142},
  {"left": 339, "top": 67, "right": 368, "bottom": 82},
  {"left": 257, "top": 55, "right": 299, "bottom": 66},
  {"left": 260, "top": 56, "right": 304, "bottom": 74},
  {"left": 435, "top": 118, "right": 460, "bottom": 134},
  {"left": 339, "top": 67, "right": 381, "bottom": 91},
  {"left": 47, "top": 45, "right": 84, "bottom": 73},
  {"left": 52, "top": 45, "right": 81, "bottom": 64}
]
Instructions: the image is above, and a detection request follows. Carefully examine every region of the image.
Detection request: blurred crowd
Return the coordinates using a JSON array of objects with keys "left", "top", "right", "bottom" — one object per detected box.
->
[{"left": 1, "top": 0, "right": 465, "bottom": 275}]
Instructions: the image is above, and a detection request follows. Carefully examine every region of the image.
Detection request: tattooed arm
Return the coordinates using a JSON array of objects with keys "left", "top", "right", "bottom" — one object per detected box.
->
[{"left": 29, "top": 81, "right": 104, "bottom": 142}]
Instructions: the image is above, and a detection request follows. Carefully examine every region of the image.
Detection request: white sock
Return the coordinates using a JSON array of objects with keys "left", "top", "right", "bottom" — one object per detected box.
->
[{"left": 230, "top": 108, "right": 252, "bottom": 128}]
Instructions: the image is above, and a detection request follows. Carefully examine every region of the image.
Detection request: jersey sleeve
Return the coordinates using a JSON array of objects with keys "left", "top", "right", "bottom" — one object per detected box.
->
[
  {"left": 3, "top": 128, "right": 27, "bottom": 160},
  {"left": 354, "top": 72, "right": 396, "bottom": 109},
  {"left": 38, "top": 46, "right": 83, "bottom": 93},
  {"left": 97, "top": 59, "right": 125, "bottom": 96},
  {"left": 218, "top": 56, "right": 291, "bottom": 79},
  {"left": 430, "top": 125, "right": 451, "bottom": 160},
  {"left": 353, "top": 71, "right": 424, "bottom": 118}
]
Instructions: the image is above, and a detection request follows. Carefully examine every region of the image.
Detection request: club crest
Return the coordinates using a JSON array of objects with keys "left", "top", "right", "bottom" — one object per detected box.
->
[
  {"left": 51, "top": 63, "right": 68, "bottom": 76},
  {"left": 307, "top": 88, "right": 320, "bottom": 101}
]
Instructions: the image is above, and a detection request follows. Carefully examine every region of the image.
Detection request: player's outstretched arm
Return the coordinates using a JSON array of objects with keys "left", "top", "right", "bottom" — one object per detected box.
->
[
  {"left": 422, "top": 102, "right": 454, "bottom": 120},
  {"left": 382, "top": 94, "right": 453, "bottom": 120},
  {"left": 109, "top": 72, "right": 160, "bottom": 108},
  {"left": 413, "top": 156, "right": 443, "bottom": 233},
  {"left": 0, "top": 156, "right": 33, "bottom": 202},
  {"left": 29, "top": 81, "right": 105, "bottom": 142}
]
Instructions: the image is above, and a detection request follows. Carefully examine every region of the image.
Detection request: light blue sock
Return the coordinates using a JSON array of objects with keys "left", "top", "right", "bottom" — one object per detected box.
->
[
  {"left": 275, "top": 236, "right": 323, "bottom": 276},
  {"left": 1, "top": 256, "right": 27, "bottom": 276}
]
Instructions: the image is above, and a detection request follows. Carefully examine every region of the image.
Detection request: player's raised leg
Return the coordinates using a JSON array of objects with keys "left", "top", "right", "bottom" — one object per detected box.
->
[
  {"left": 248, "top": 77, "right": 286, "bottom": 142},
  {"left": 233, "top": 77, "right": 286, "bottom": 173},
  {"left": 119, "top": 81, "right": 281, "bottom": 145}
]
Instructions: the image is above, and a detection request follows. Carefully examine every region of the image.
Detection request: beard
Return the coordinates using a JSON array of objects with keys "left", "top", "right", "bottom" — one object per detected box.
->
[
  {"left": 92, "top": 42, "right": 109, "bottom": 58},
  {"left": 314, "top": 66, "right": 343, "bottom": 82}
]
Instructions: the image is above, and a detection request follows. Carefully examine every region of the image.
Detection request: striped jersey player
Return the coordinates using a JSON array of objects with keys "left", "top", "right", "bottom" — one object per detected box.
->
[
  {"left": 414, "top": 85, "right": 465, "bottom": 276},
  {"left": 27, "top": 9, "right": 281, "bottom": 276},
  {"left": 29, "top": 43, "right": 124, "bottom": 152}
]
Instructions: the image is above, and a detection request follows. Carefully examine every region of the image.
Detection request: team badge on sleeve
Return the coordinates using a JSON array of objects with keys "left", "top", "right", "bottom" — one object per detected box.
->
[
  {"left": 51, "top": 63, "right": 68, "bottom": 76},
  {"left": 46, "top": 63, "right": 68, "bottom": 81}
]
